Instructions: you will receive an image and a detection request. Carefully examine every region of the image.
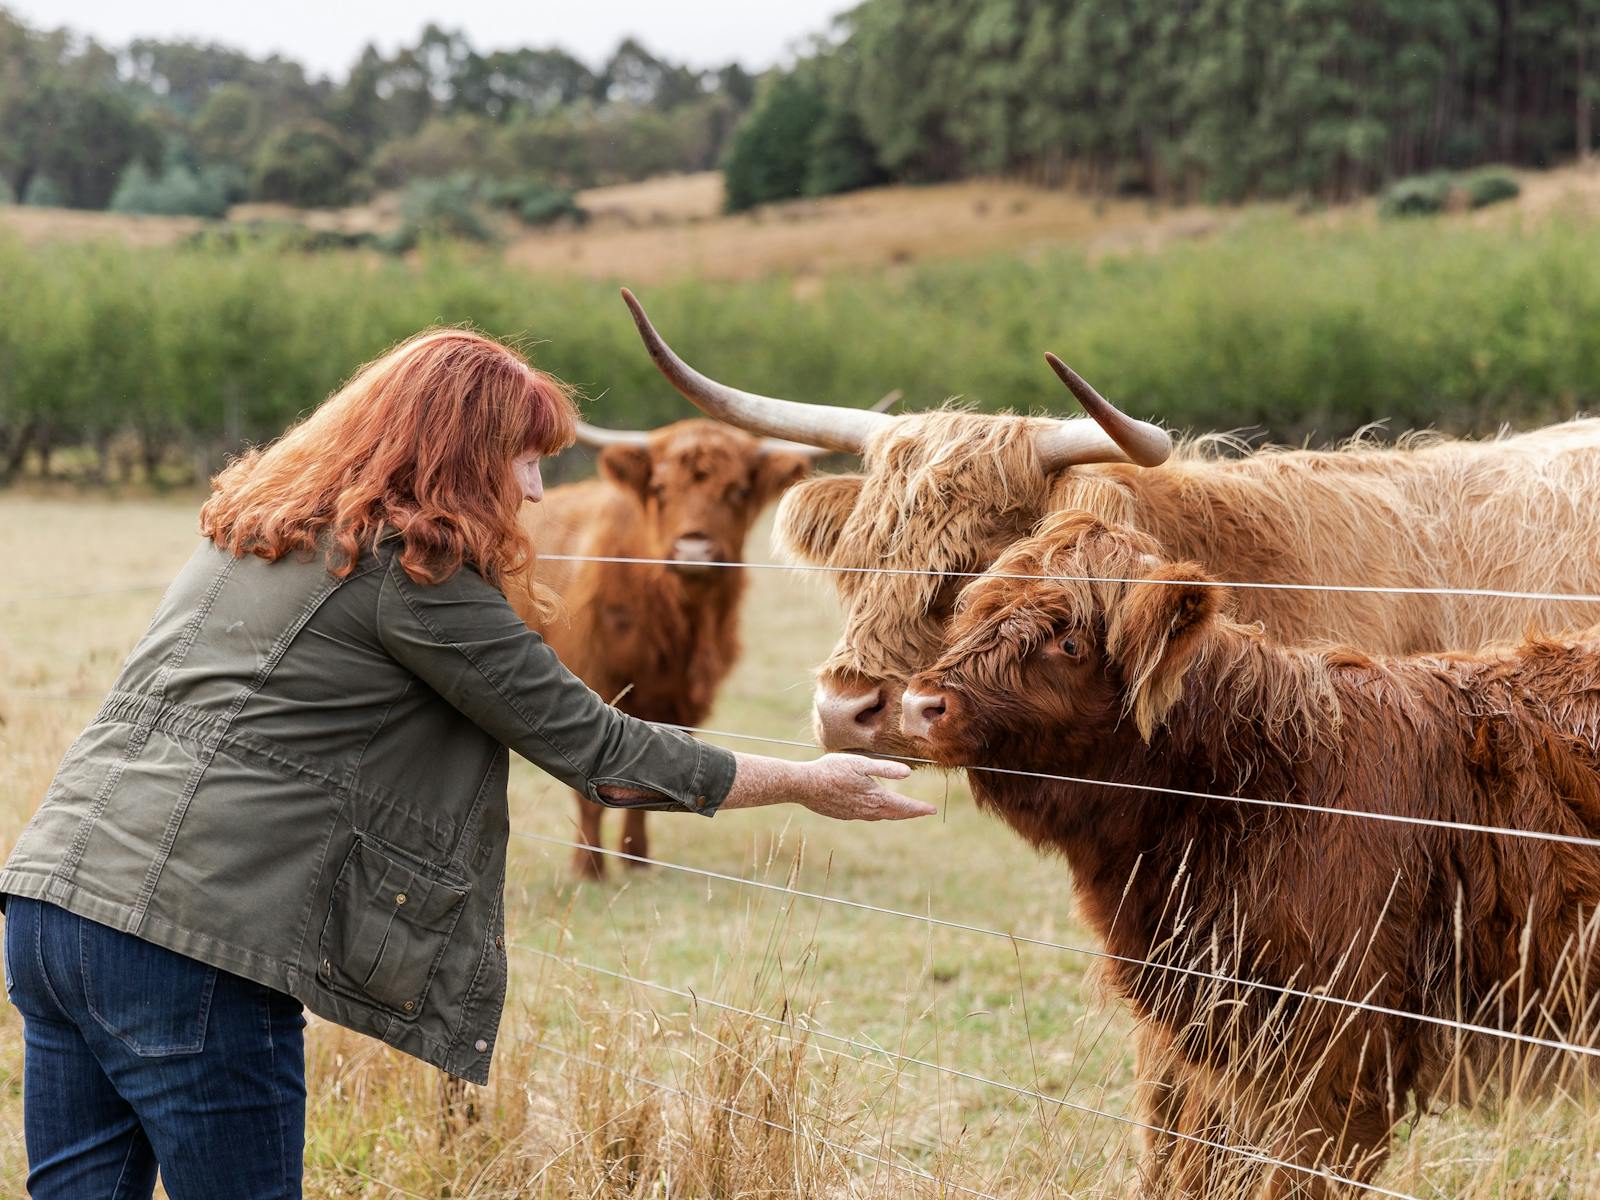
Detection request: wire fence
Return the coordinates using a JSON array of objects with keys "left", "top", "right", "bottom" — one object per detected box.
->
[
  {"left": 7, "top": 547, "right": 1600, "bottom": 1196},
  {"left": 512, "top": 941, "right": 1426, "bottom": 1200}
]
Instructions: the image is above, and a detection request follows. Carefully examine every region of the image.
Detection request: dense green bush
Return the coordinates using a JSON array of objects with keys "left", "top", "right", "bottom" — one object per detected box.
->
[
  {"left": 479, "top": 177, "right": 584, "bottom": 226},
  {"left": 1381, "top": 168, "right": 1522, "bottom": 218},
  {"left": 3, "top": 216, "right": 1599, "bottom": 483},
  {"left": 1461, "top": 168, "right": 1522, "bottom": 209},
  {"left": 394, "top": 175, "right": 497, "bottom": 248},
  {"left": 110, "top": 162, "right": 236, "bottom": 218},
  {"left": 1379, "top": 173, "right": 1457, "bottom": 217},
  {"left": 722, "top": 76, "right": 829, "bottom": 212},
  {"left": 20, "top": 175, "right": 66, "bottom": 207},
  {"left": 251, "top": 122, "right": 362, "bottom": 207}
]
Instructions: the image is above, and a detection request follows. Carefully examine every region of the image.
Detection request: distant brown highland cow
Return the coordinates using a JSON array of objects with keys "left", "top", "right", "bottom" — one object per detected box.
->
[
  {"left": 513, "top": 418, "right": 814, "bottom": 878},
  {"left": 905, "top": 511, "right": 1600, "bottom": 1197}
]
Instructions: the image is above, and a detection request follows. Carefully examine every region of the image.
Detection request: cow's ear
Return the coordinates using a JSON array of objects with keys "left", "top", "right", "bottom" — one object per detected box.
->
[
  {"left": 1107, "top": 565, "right": 1222, "bottom": 741},
  {"left": 598, "top": 444, "right": 653, "bottom": 499},
  {"left": 754, "top": 450, "right": 812, "bottom": 506},
  {"left": 773, "top": 473, "right": 863, "bottom": 564}
]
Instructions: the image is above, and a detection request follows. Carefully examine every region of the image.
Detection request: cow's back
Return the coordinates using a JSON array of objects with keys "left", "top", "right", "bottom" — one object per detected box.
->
[{"left": 1067, "top": 418, "right": 1600, "bottom": 654}]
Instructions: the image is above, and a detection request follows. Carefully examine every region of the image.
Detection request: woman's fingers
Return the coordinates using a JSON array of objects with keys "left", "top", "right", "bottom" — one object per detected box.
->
[
  {"left": 859, "top": 758, "right": 913, "bottom": 781},
  {"left": 869, "top": 789, "right": 937, "bottom": 820}
]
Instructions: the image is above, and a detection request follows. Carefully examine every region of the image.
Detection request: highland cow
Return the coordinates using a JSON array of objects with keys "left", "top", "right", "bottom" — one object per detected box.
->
[
  {"left": 617, "top": 288, "right": 1600, "bottom": 764},
  {"left": 902, "top": 511, "right": 1600, "bottom": 1196},
  {"left": 511, "top": 418, "right": 817, "bottom": 877}
]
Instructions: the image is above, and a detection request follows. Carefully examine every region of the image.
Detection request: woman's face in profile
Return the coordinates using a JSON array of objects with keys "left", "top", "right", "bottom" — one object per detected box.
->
[{"left": 513, "top": 451, "right": 543, "bottom": 503}]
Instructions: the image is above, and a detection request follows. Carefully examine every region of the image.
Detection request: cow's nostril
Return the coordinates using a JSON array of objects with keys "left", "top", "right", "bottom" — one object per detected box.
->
[
  {"left": 899, "top": 689, "right": 950, "bottom": 740},
  {"left": 855, "top": 689, "right": 886, "bottom": 727},
  {"left": 814, "top": 683, "right": 887, "bottom": 749}
]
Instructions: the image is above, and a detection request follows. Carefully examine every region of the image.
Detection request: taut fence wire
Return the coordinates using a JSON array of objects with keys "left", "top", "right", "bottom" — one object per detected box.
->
[
  {"left": 512, "top": 941, "right": 1428, "bottom": 1200},
  {"left": 10, "top": 547, "right": 1600, "bottom": 1195},
  {"left": 540, "top": 553, "right": 1600, "bottom": 608},
  {"left": 509, "top": 829, "right": 1600, "bottom": 1062}
]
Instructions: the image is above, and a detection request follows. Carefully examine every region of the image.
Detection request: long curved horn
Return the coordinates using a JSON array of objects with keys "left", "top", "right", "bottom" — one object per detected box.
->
[
  {"left": 621, "top": 288, "right": 895, "bottom": 454},
  {"left": 574, "top": 420, "right": 651, "bottom": 449},
  {"left": 759, "top": 390, "right": 905, "bottom": 458},
  {"left": 1040, "top": 353, "right": 1172, "bottom": 469}
]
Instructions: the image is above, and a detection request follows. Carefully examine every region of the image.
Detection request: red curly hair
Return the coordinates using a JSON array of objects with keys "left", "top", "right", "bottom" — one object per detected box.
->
[{"left": 200, "top": 328, "right": 576, "bottom": 612}]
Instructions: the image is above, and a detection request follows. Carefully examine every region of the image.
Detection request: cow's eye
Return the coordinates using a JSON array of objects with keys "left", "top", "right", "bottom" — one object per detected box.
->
[
  {"left": 1060, "top": 636, "right": 1081, "bottom": 658},
  {"left": 727, "top": 484, "right": 751, "bottom": 504}
]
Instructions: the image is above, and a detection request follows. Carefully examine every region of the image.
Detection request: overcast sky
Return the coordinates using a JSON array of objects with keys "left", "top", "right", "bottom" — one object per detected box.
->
[{"left": 11, "top": 1, "right": 853, "bottom": 78}]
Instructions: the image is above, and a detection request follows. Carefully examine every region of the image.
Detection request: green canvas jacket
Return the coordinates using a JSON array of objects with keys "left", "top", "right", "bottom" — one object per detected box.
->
[{"left": 0, "top": 536, "right": 737, "bottom": 1083}]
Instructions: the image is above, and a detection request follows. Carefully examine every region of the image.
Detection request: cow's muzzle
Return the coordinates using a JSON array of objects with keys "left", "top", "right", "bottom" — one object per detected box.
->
[{"left": 668, "top": 535, "right": 720, "bottom": 574}]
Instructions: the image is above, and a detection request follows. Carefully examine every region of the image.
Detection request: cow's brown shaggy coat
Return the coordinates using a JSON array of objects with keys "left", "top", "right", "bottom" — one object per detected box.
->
[
  {"left": 515, "top": 420, "right": 809, "bottom": 877},
  {"left": 914, "top": 511, "right": 1600, "bottom": 1197}
]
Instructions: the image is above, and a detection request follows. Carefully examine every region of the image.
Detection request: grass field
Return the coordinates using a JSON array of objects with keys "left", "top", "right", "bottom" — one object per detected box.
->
[
  {"left": 5, "top": 162, "right": 1597, "bottom": 287},
  {"left": 2, "top": 491, "right": 1598, "bottom": 1197}
]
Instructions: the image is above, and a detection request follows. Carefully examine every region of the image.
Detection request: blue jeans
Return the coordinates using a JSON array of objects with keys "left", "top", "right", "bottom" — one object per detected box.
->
[{"left": 3, "top": 897, "right": 306, "bottom": 1199}]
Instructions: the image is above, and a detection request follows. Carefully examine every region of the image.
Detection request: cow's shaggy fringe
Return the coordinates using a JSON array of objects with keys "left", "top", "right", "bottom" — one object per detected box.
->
[
  {"left": 776, "top": 408, "right": 1600, "bottom": 753},
  {"left": 921, "top": 511, "right": 1600, "bottom": 1196}
]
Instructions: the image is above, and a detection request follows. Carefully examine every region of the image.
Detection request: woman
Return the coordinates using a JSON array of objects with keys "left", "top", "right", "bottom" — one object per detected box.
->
[{"left": 0, "top": 329, "right": 930, "bottom": 1200}]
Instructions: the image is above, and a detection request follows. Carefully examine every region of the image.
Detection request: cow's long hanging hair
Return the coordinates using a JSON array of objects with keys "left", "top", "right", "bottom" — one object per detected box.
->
[{"left": 200, "top": 327, "right": 577, "bottom": 617}]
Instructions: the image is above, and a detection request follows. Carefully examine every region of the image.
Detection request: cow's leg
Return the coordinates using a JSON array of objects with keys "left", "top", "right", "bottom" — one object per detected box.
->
[
  {"left": 571, "top": 793, "right": 607, "bottom": 880},
  {"left": 620, "top": 809, "right": 649, "bottom": 868},
  {"left": 1132, "top": 1025, "right": 1265, "bottom": 1199},
  {"left": 1256, "top": 1096, "right": 1393, "bottom": 1200}
]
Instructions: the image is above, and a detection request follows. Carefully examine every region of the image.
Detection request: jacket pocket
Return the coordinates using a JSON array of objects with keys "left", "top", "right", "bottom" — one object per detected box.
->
[{"left": 317, "top": 834, "right": 469, "bottom": 1018}]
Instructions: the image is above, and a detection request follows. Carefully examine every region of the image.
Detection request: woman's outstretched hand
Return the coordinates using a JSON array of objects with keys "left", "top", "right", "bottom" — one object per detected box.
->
[{"left": 723, "top": 751, "right": 936, "bottom": 820}]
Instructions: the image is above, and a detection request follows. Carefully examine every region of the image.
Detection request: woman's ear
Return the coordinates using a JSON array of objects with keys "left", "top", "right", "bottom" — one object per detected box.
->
[
  {"left": 598, "top": 444, "right": 653, "bottom": 499},
  {"left": 1106, "top": 564, "right": 1222, "bottom": 740},
  {"left": 773, "top": 474, "right": 863, "bottom": 563}
]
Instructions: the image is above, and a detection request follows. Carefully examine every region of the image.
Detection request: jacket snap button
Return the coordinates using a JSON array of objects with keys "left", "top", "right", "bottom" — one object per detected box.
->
[
  {"left": 320, "top": 958, "right": 331, "bottom": 976},
  {"left": 474, "top": 1038, "right": 489, "bottom": 1053},
  {"left": 394, "top": 892, "right": 408, "bottom": 906},
  {"left": 403, "top": 1000, "right": 415, "bottom": 1012},
  {"left": 695, "top": 795, "right": 708, "bottom": 807},
  {"left": 495, "top": 935, "right": 504, "bottom": 950}
]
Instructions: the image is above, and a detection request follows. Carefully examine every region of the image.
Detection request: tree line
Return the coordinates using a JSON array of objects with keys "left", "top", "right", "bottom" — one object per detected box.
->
[
  {"left": 0, "top": 8, "right": 756, "bottom": 216},
  {"left": 3, "top": 2, "right": 1595, "bottom": 222},
  {"left": 724, "top": 0, "right": 1600, "bottom": 209}
]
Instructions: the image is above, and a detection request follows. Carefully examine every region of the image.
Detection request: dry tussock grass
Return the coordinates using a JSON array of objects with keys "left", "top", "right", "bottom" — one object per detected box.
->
[{"left": 3, "top": 494, "right": 1600, "bottom": 1198}]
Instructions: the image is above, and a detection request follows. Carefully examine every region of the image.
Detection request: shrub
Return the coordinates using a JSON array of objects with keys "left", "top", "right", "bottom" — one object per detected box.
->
[
  {"left": 21, "top": 175, "right": 66, "bottom": 207},
  {"left": 1379, "top": 173, "right": 1456, "bottom": 217},
  {"left": 479, "top": 177, "right": 585, "bottom": 226},
  {"left": 722, "top": 75, "right": 829, "bottom": 212},
  {"left": 251, "top": 121, "right": 361, "bottom": 207},
  {"left": 110, "top": 163, "right": 234, "bottom": 219},
  {"left": 394, "top": 174, "right": 496, "bottom": 247},
  {"left": 804, "top": 107, "right": 887, "bottom": 198},
  {"left": 0, "top": 175, "right": 13, "bottom": 205},
  {"left": 1462, "top": 168, "right": 1521, "bottom": 209},
  {"left": 1380, "top": 168, "right": 1521, "bottom": 218}
]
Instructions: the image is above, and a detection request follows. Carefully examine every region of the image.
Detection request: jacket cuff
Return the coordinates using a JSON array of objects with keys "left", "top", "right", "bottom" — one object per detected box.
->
[{"left": 583, "top": 742, "right": 736, "bottom": 818}]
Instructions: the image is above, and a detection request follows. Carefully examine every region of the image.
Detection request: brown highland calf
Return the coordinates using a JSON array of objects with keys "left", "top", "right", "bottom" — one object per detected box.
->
[
  {"left": 904, "top": 510, "right": 1600, "bottom": 1197},
  {"left": 513, "top": 418, "right": 814, "bottom": 878},
  {"left": 617, "top": 288, "right": 1600, "bottom": 763}
]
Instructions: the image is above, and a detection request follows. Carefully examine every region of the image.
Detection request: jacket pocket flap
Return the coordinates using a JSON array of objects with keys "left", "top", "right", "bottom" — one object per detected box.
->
[{"left": 318, "top": 835, "right": 469, "bottom": 1017}]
